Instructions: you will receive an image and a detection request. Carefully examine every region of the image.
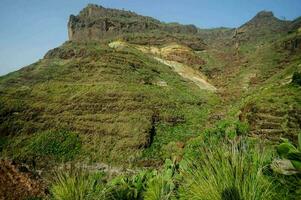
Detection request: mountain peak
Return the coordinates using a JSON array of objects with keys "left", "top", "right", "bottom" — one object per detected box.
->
[
  {"left": 234, "top": 10, "right": 290, "bottom": 42},
  {"left": 254, "top": 10, "right": 274, "bottom": 18},
  {"left": 247, "top": 10, "right": 280, "bottom": 24},
  {"left": 86, "top": 3, "right": 103, "bottom": 8}
]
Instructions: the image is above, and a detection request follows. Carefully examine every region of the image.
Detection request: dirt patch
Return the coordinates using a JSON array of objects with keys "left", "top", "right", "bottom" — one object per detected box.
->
[{"left": 0, "top": 160, "right": 46, "bottom": 200}]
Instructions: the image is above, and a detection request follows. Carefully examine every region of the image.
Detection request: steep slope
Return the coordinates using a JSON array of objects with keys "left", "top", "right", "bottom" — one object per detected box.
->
[
  {"left": 238, "top": 32, "right": 301, "bottom": 141},
  {"left": 0, "top": 5, "right": 301, "bottom": 199},
  {"left": 0, "top": 5, "right": 301, "bottom": 170},
  {"left": 196, "top": 11, "right": 301, "bottom": 141},
  {"left": 197, "top": 11, "right": 300, "bottom": 92},
  {"left": 0, "top": 40, "right": 218, "bottom": 167},
  {"left": 233, "top": 11, "right": 290, "bottom": 43}
]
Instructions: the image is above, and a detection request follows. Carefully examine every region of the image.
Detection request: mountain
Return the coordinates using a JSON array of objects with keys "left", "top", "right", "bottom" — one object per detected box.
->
[
  {"left": 0, "top": 42, "right": 217, "bottom": 166},
  {"left": 289, "top": 16, "right": 301, "bottom": 32},
  {"left": 1, "top": 3, "right": 301, "bottom": 166},
  {"left": 233, "top": 11, "right": 290, "bottom": 42},
  {"left": 0, "top": 5, "right": 301, "bottom": 199},
  {"left": 0, "top": 5, "right": 218, "bottom": 168}
]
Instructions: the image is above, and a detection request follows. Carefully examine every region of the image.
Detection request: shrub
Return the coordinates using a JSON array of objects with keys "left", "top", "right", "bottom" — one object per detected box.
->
[
  {"left": 144, "top": 159, "right": 176, "bottom": 200},
  {"left": 144, "top": 174, "right": 174, "bottom": 200},
  {"left": 105, "top": 159, "right": 177, "bottom": 200},
  {"left": 272, "top": 133, "right": 301, "bottom": 174},
  {"left": 26, "top": 130, "right": 81, "bottom": 161},
  {"left": 50, "top": 167, "right": 105, "bottom": 200},
  {"left": 105, "top": 171, "right": 154, "bottom": 200},
  {"left": 270, "top": 134, "right": 301, "bottom": 198},
  {"left": 0, "top": 136, "right": 8, "bottom": 152},
  {"left": 292, "top": 72, "right": 301, "bottom": 86},
  {"left": 178, "top": 138, "right": 276, "bottom": 200},
  {"left": 203, "top": 120, "right": 249, "bottom": 143}
]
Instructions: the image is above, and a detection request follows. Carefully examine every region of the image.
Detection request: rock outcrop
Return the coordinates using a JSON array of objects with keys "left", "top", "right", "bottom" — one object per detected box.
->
[{"left": 68, "top": 4, "right": 199, "bottom": 41}]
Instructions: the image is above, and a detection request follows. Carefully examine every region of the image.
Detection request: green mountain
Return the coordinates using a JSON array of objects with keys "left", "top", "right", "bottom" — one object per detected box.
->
[
  {"left": 0, "top": 4, "right": 301, "bottom": 200},
  {"left": 0, "top": 4, "right": 217, "bottom": 167}
]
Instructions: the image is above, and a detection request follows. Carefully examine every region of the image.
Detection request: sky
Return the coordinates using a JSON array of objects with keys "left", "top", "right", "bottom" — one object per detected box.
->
[{"left": 0, "top": 0, "right": 301, "bottom": 76}]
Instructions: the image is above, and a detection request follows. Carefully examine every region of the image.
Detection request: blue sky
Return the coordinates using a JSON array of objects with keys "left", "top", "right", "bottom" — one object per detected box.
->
[{"left": 0, "top": 0, "right": 301, "bottom": 76}]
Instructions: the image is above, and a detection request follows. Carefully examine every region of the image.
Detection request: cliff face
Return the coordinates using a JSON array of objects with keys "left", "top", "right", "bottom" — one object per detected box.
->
[{"left": 68, "top": 4, "right": 198, "bottom": 41}]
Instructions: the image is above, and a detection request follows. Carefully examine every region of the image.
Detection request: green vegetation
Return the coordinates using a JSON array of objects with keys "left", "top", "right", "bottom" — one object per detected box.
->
[
  {"left": 50, "top": 167, "right": 105, "bottom": 200},
  {"left": 203, "top": 119, "right": 249, "bottom": 140},
  {"left": 143, "top": 159, "right": 176, "bottom": 200},
  {"left": 1, "top": 130, "right": 81, "bottom": 163},
  {"left": 105, "top": 171, "right": 152, "bottom": 200},
  {"left": 45, "top": 119, "right": 299, "bottom": 200},
  {"left": 292, "top": 72, "right": 301, "bottom": 86},
  {"left": 271, "top": 133, "right": 301, "bottom": 174},
  {"left": 0, "top": 136, "right": 7, "bottom": 152},
  {"left": 1, "top": 4, "right": 301, "bottom": 200},
  {"left": 47, "top": 132, "right": 299, "bottom": 200},
  {"left": 26, "top": 130, "right": 81, "bottom": 161},
  {"left": 179, "top": 138, "right": 275, "bottom": 200},
  {"left": 0, "top": 42, "right": 219, "bottom": 167},
  {"left": 49, "top": 160, "right": 177, "bottom": 200}
]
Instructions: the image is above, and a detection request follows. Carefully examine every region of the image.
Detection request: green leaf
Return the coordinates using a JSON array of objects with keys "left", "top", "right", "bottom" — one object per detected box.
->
[
  {"left": 277, "top": 142, "right": 297, "bottom": 158},
  {"left": 287, "top": 151, "right": 301, "bottom": 162},
  {"left": 291, "top": 160, "right": 301, "bottom": 172},
  {"left": 298, "top": 132, "right": 301, "bottom": 151}
]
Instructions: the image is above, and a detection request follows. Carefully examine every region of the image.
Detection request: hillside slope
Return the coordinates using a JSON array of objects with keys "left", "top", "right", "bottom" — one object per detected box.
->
[
  {"left": 198, "top": 12, "right": 301, "bottom": 141},
  {"left": 0, "top": 40, "right": 219, "bottom": 167},
  {"left": 1, "top": 4, "right": 301, "bottom": 200},
  {"left": 0, "top": 3, "right": 301, "bottom": 173}
]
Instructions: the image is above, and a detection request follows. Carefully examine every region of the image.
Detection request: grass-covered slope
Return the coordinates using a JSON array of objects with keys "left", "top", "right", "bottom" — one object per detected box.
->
[
  {"left": 0, "top": 41, "right": 219, "bottom": 167},
  {"left": 236, "top": 32, "right": 301, "bottom": 141},
  {"left": 197, "top": 27, "right": 301, "bottom": 141},
  {"left": 1, "top": 5, "right": 301, "bottom": 199}
]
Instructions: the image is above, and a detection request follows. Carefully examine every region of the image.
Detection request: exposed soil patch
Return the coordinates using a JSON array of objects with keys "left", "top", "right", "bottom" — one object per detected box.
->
[{"left": 0, "top": 160, "right": 46, "bottom": 200}]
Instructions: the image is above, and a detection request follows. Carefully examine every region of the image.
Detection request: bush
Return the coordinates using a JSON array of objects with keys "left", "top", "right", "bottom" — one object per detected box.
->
[
  {"left": 292, "top": 72, "right": 301, "bottom": 86},
  {"left": 0, "top": 136, "right": 8, "bottom": 152},
  {"left": 105, "top": 171, "right": 154, "bottom": 200},
  {"left": 144, "top": 175, "right": 174, "bottom": 200},
  {"left": 178, "top": 138, "right": 276, "bottom": 200},
  {"left": 203, "top": 120, "right": 249, "bottom": 143},
  {"left": 48, "top": 162, "right": 177, "bottom": 200},
  {"left": 104, "top": 159, "right": 177, "bottom": 200},
  {"left": 272, "top": 133, "right": 301, "bottom": 174},
  {"left": 270, "top": 134, "right": 301, "bottom": 198},
  {"left": 48, "top": 137, "right": 292, "bottom": 199},
  {"left": 50, "top": 167, "right": 105, "bottom": 200},
  {"left": 144, "top": 159, "right": 177, "bottom": 200},
  {"left": 26, "top": 130, "right": 81, "bottom": 161}
]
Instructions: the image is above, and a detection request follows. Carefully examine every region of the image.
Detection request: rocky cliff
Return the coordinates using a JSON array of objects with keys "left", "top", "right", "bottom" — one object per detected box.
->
[{"left": 68, "top": 4, "right": 199, "bottom": 41}]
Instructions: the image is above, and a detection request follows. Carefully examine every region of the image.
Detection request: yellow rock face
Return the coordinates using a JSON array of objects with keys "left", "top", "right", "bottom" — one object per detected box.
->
[
  {"left": 108, "top": 40, "right": 128, "bottom": 49},
  {"left": 136, "top": 43, "right": 205, "bottom": 67}
]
